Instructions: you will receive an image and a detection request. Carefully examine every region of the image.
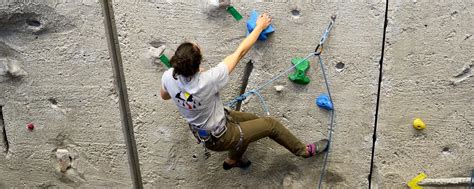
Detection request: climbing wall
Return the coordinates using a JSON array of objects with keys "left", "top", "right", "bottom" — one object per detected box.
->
[
  {"left": 114, "top": 0, "right": 383, "bottom": 187},
  {"left": 373, "top": 0, "right": 474, "bottom": 188},
  {"left": 0, "top": 1, "right": 132, "bottom": 187},
  {"left": 1, "top": 0, "right": 471, "bottom": 188}
]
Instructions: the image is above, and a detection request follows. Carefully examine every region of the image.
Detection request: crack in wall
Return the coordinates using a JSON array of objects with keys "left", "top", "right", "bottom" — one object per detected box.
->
[
  {"left": 0, "top": 106, "right": 9, "bottom": 154},
  {"left": 368, "top": 0, "right": 389, "bottom": 188},
  {"left": 452, "top": 64, "right": 473, "bottom": 85}
]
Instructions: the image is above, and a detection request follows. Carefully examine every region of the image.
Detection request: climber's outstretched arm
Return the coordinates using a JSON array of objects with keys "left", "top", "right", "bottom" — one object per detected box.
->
[{"left": 223, "top": 13, "right": 272, "bottom": 74}]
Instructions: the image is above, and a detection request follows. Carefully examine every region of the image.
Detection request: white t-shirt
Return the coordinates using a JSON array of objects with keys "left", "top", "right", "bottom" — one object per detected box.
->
[{"left": 161, "top": 63, "right": 229, "bottom": 135}]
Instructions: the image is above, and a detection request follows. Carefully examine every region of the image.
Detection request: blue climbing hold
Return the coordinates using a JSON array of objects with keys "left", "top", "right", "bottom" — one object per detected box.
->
[
  {"left": 316, "top": 94, "right": 333, "bottom": 111},
  {"left": 246, "top": 10, "right": 275, "bottom": 41}
]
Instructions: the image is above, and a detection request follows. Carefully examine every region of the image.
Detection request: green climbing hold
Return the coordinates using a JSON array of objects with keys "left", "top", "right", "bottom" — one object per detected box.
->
[
  {"left": 159, "top": 54, "right": 171, "bottom": 68},
  {"left": 288, "top": 57, "right": 310, "bottom": 85},
  {"left": 226, "top": 6, "right": 243, "bottom": 21}
]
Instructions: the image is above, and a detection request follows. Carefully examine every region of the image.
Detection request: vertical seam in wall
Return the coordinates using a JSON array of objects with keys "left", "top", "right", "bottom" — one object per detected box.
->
[
  {"left": 101, "top": 0, "right": 143, "bottom": 188},
  {"left": 0, "top": 106, "right": 9, "bottom": 154},
  {"left": 368, "top": 0, "right": 389, "bottom": 188}
]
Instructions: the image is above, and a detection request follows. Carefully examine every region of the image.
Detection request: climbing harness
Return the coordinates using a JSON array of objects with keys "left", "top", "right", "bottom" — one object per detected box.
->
[
  {"left": 226, "top": 15, "right": 336, "bottom": 189},
  {"left": 192, "top": 107, "right": 245, "bottom": 159}
]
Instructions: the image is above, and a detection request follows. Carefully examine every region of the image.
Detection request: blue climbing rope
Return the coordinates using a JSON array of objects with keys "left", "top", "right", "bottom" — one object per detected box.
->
[
  {"left": 225, "top": 16, "right": 336, "bottom": 189},
  {"left": 316, "top": 55, "right": 335, "bottom": 189}
]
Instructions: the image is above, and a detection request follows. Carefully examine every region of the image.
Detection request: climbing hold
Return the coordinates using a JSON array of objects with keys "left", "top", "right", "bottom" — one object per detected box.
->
[
  {"left": 274, "top": 85, "right": 284, "bottom": 92},
  {"left": 288, "top": 57, "right": 310, "bottom": 84},
  {"left": 226, "top": 6, "right": 242, "bottom": 21},
  {"left": 407, "top": 172, "right": 427, "bottom": 189},
  {"left": 316, "top": 94, "right": 333, "bottom": 111},
  {"left": 149, "top": 45, "right": 171, "bottom": 68},
  {"left": 27, "top": 123, "right": 34, "bottom": 130},
  {"left": 56, "top": 149, "right": 72, "bottom": 173},
  {"left": 159, "top": 54, "right": 171, "bottom": 68},
  {"left": 413, "top": 118, "right": 426, "bottom": 130},
  {"left": 0, "top": 58, "right": 27, "bottom": 78},
  {"left": 246, "top": 10, "right": 275, "bottom": 41}
]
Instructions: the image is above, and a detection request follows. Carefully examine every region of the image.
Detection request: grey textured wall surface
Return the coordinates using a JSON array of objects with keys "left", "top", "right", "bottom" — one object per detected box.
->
[
  {"left": 114, "top": 0, "right": 383, "bottom": 187},
  {"left": 0, "top": 0, "right": 472, "bottom": 188},
  {"left": 0, "top": 1, "right": 131, "bottom": 187},
  {"left": 373, "top": 0, "right": 473, "bottom": 188}
]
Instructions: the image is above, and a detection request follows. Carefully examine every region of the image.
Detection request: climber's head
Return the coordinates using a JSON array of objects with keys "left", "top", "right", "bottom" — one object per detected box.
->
[{"left": 170, "top": 42, "right": 202, "bottom": 79}]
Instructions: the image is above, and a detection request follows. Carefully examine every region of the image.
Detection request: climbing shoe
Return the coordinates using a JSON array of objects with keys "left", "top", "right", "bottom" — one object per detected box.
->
[
  {"left": 306, "top": 139, "right": 329, "bottom": 157},
  {"left": 223, "top": 159, "right": 251, "bottom": 170}
]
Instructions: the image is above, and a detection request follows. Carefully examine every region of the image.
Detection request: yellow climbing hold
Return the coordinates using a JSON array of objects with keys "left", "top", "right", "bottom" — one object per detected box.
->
[
  {"left": 413, "top": 118, "right": 426, "bottom": 130},
  {"left": 407, "top": 172, "right": 427, "bottom": 189}
]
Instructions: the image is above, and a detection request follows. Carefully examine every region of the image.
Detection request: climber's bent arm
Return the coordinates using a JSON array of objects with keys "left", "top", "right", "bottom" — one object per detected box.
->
[{"left": 160, "top": 86, "right": 171, "bottom": 100}]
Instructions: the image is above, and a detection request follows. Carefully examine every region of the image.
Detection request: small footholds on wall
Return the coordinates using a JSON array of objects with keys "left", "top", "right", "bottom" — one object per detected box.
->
[
  {"left": 56, "top": 149, "right": 72, "bottom": 173},
  {"left": 316, "top": 94, "right": 333, "bottom": 111},
  {"left": 335, "top": 62, "right": 345, "bottom": 72},
  {"left": 413, "top": 118, "right": 426, "bottom": 130},
  {"left": 27, "top": 123, "right": 34, "bottom": 131},
  {"left": 291, "top": 9, "right": 301, "bottom": 18},
  {"left": 274, "top": 85, "right": 284, "bottom": 92},
  {"left": 442, "top": 147, "right": 451, "bottom": 155}
]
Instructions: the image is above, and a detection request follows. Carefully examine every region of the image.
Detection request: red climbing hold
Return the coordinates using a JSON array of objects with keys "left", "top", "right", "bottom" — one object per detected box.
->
[{"left": 27, "top": 123, "right": 34, "bottom": 130}]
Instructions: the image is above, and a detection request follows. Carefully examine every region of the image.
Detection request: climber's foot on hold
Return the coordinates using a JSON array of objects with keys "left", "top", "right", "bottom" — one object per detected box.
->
[
  {"left": 305, "top": 139, "right": 329, "bottom": 158},
  {"left": 223, "top": 158, "right": 251, "bottom": 170}
]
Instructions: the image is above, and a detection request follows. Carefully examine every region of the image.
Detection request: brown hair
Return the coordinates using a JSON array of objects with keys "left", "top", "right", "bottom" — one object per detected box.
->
[{"left": 170, "top": 42, "right": 202, "bottom": 79}]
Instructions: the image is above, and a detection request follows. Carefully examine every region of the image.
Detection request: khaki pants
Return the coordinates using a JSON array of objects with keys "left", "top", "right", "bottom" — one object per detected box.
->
[{"left": 205, "top": 110, "right": 307, "bottom": 160}]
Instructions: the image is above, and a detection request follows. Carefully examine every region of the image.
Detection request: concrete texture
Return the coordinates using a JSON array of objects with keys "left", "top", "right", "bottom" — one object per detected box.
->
[
  {"left": 114, "top": 0, "right": 382, "bottom": 187},
  {"left": 0, "top": 1, "right": 131, "bottom": 187},
  {"left": 373, "top": 0, "right": 474, "bottom": 188},
  {"left": 0, "top": 0, "right": 472, "bottom": 188}
]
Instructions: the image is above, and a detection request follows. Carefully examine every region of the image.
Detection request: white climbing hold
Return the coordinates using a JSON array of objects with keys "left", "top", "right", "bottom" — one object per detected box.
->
[
  {"left": 55, "top": 149, "right": 72, "bottom": 173},
  {"left": 149, "top": 45, "right": 166, "bottom": 59},
  {"left": 274, "top": 85, "right": 284, "bottom": 92},
  {"left": 206, "top": 0, "right": 231, "bottom": 8},
  {"left": 202, "top": 0, "right": 231, "bottom": 16},
  {"left": 0, "top": 58, "right": 27, "bottom": 78}
]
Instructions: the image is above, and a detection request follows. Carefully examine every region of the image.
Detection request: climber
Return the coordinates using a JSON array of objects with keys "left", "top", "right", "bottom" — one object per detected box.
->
[{"left": 160, "top": 12, "right": 329, "bottom": 170}]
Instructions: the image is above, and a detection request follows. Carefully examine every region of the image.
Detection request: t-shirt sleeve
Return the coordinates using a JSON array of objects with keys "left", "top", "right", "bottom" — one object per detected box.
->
[
  {"left": 206, "top": 63, "right": 229, "bottom": 93},
  {"left": 161, "top": 69, "right": 172, "bottom": 91}
]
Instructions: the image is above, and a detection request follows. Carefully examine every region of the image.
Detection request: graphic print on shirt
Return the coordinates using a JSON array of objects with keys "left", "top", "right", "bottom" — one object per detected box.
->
[{"left": 175, "top": 91, "right": 202, "bottom": 110}]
